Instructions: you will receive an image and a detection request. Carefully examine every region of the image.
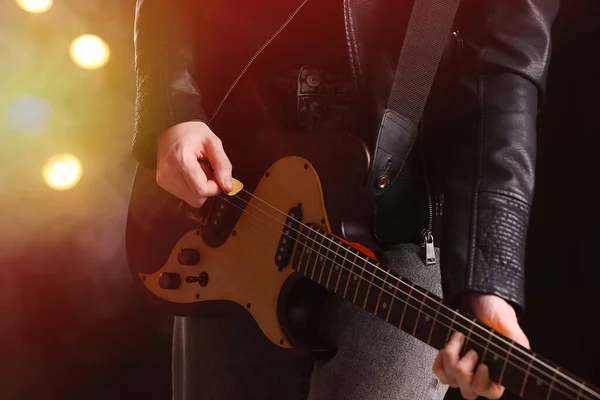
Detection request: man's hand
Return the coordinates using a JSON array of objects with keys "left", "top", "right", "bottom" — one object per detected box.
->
[
  {"left": 432, "top": 293, "right": 530, "bottom": 399},
  {"left": 156, "top": 121, "right": 233, "bottom": 207}
]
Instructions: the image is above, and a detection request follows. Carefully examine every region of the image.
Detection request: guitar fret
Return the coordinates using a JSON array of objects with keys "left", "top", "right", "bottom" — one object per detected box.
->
[
  {"left": 445, "top": 311, "right": 457, "bottom": 344},
  {"left": 459, "top": 317, "right": 477, "bottom": 358},
  {"left": 324, "top": 237, "right": 337, "bottom": 289},
  {"left": 546, "top": 369, "right": 558, "bottom": 400},
  {"left": 332, "top": 240, "right": 346, "bottom": 293},
  {"left": 345, "top": 249, "right": 364, "bottom": 302},
  {"left": 301, "top": 228, "right": 316, "bottom": 276},
  {"left": 310, "top": 232, "right": 325, "bottom": 280},
  {"left": 385, "top": 277, "right": 398, "bottom": 323},
  {"left": 361, "top": 262, "right": 378, "bottom": 310},
  {"left": 302, "top": 228, "right": 313, "bottom": 277},
  {"left": 354, "top": 261, "right": 374, "bottom": 307},
  {"left": 427, "top": 301, "right": 442, "bottom": 346},
  {"left": 292, "top": 225, "right": 308, "bottom": 273},
  {"left": 412, "top": 289, "right": 441, "bottom": 344},
  {"left": 309, "top": 230, "right": 322, "bottom": 276},
  {"left": 481, "top": 328, "right": 494, "bottom": 363},
  {"left": 543, "top": 363, "right": 590, "bottom": 400},
  {"left": 498, "top": 341, "right": 513, "bottom": 386},
  {"left": 520, "top": 355, "right": 534, "bottom": 398},
  {"left": 317, "top": 235, "right": 334, "bottom": 285},
  {"left": 577, "top": 383, "right": 585, "bottom": 400},
  {"left": 398, "top": 283, "right": 414, "bottom": 329},
  {"left": 488, "top": 328, "right": 532, "bottom": 392},
  {"left": 342, "top": 248, "right": 358, "bottom": 298},
  {"left": 411, "top": 290, "right": 427, "bottom": 337},
  {"left": 352, "top": 257, "right": 368, "bottom": 303},
  {"left": 374, "top": 270, "right": 389, "bottom": 314},
  {"left": 326, "top": 238, "right": 342, "bottom": 292},
  {"left": 521, "top": 356, "right": 557, "bottom": 399},
  {"left": 298, "top": 227, "right": 309, "bottom": 275},
  {"left": 427, "top": 301, "right": 454, "bottom": 350},
  {"left": 375, "top": 271, "right": 395, "bottom": 320},
  {"left": 487, "top": 339, "right": 504, "bottom": 384},
  {"left": 364, "top": 266, "right": 387, "bottom": 314}
]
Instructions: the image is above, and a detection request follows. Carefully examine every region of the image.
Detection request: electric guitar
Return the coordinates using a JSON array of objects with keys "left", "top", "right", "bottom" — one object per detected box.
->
[{"left": 126, "top": 77, "right": 600, "bottom": 400}]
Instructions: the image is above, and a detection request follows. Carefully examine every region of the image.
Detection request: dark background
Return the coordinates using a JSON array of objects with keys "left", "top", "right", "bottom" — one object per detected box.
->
[{"left": 1, "top": 1, "right": 598, "bottom": 399}]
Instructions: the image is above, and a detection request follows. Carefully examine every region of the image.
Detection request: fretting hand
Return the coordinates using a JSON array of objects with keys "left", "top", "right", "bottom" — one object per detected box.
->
[{"left": 432, "top": 293, "right": 530, "bottom": 399}]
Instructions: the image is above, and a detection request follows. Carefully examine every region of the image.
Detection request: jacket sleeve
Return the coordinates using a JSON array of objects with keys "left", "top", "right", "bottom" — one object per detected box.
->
[
  {"left": 438, "top": 0, "right": 560, "bottom": 314},
  {"left": 132, "top": 0, "right": 207, "bottom": 169}
]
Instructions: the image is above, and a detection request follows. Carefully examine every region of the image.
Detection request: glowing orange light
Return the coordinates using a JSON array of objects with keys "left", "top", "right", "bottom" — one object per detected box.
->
[
  {"left": 70, "top": 35, "right": 110, "bottom": 70},
  {"left": 42, "top": 153, "right": 82, "bottom": 190},
  {"left": 16, "top": 0, "right": 53, "bottom": 13}
]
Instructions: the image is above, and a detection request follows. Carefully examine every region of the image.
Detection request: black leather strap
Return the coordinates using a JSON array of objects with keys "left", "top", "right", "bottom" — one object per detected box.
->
[{"left": 368, "top": 0, "right": 461, "bottom": 195}]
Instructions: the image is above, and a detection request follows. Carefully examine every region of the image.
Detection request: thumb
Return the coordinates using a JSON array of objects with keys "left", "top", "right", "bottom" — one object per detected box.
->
[
  {"left": 468, "top": 293, "right": 531, "bottom": 350},
  {"left": 491, "top": 312, "right": 531, "bottom": 350},
  {"left": 203, "top": 135, "right": 233, "bottom": 192}
]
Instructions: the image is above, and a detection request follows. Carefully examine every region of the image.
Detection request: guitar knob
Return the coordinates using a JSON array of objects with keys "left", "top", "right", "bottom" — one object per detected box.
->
[
  {"left": 178, "top": 248, "right": 200, "bottom": 265},
  {"left": 158, "top": 272, "right": 181, "bottom": 290}
]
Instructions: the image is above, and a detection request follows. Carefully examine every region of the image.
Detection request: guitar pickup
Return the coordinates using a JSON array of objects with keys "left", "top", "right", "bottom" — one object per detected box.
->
[{"left": 275, "top": 206, "right": 303, "bottom": 269}]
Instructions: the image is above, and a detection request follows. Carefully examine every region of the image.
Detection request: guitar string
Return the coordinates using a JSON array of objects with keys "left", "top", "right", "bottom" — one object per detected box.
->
[
  {"left": 224, "top": 203, "right": 598, "bottom": 400},
  {"left": 216, "top": 190, "right": 598, "bottom": 399}
]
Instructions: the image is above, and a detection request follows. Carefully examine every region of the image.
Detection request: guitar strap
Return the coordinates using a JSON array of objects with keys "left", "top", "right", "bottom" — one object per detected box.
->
[{"left": 366, "top": 0, "right": 461, "bottom": 195}]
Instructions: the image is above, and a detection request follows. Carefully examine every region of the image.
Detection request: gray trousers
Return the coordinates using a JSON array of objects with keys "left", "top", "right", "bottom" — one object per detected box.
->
[{"left": 172, "top": 244, "right": 448, "bottom": 400}]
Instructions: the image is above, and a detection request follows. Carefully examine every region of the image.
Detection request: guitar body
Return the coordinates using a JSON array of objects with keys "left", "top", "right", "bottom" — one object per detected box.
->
[{"left": 126, "top": 76, "right": 373, "bottom": 348}]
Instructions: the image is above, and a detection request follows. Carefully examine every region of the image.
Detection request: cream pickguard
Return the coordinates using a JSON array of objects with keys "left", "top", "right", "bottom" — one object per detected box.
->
[{"left": 139, "top": 156, "right": 330, "bottom": 348}]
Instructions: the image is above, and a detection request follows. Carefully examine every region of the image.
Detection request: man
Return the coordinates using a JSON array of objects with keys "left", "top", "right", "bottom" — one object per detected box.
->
[{"left": 131, "top": 0, "right": 559, "bottom": 399}]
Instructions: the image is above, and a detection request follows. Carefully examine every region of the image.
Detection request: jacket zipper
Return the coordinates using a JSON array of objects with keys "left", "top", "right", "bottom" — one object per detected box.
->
[
  {"left": 209, "top": 0, "right": 310, "bottom": 123},
  {"left": 419, "top": 123, "right": 437, "bottom": 265}
]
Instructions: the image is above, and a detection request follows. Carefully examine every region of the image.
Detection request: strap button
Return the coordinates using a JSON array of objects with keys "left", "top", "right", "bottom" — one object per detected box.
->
[
  {"left": 377, "top": 174, "right": 390, "bottom": 189},
  {"left": 307, "top": 74, "right": 322, "bottom": 87}
]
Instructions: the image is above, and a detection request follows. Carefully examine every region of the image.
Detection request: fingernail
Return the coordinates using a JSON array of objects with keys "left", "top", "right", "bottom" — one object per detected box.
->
[
  {"left": 226, "top": 177, "right": 233, "bottom": 191},
  {"left": 479, "top": 364, "right": 489, "bottom": 378},
  {"left": 466, "top": 349, "right": 478, "bottom": 361},
  {"left": 451, "top": 332, "right": 464, "bottom": 343}
]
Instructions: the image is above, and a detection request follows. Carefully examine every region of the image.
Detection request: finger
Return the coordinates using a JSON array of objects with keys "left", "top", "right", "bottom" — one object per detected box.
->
[
  {"left": 181, "top": 152, "right": 220, "bottom": 198},
  {"left": 179, "top": 172, "right": 211, "bottom": 208},
  {"left": 432, "top": 352, "right": 448, "bottom": 385},
  {"left": 472, "top": 364, "right": 504, "bottom": 399},
  {"left": 165, "top": 170, "right": 211, "bottom": 208},
  {"left": 198, "top": 159, "right": 221, "bottom": 197},
  {"left": 156, "top": 167, "right": 196, "bottom": 202},
  {"left": 455, "top": 350, "right": 479, "bottom": 399},
  {"left": 203, "top": 135, "right": 233, "bottom": 192},
  {"left": 442, "top": 332, "right": 465, "bottom": 387},
  {"left": 199, "top": 160, "right": 216, "bottom": 182}
]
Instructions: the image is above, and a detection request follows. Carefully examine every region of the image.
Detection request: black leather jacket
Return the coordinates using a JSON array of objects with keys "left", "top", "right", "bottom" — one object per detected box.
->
[{"left": 132, "top": 0, "right": 560, "bottom": 314}]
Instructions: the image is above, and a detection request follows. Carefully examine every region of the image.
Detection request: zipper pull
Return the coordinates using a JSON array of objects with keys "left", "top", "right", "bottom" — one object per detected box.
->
[{"left": 421, "top": 230, "right": 437, "bottom": 265}]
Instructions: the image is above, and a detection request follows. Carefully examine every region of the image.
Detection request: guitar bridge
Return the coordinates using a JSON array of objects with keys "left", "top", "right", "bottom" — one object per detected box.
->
[{"left": 275, "top": 206, "right": 303, "bottom": 270}]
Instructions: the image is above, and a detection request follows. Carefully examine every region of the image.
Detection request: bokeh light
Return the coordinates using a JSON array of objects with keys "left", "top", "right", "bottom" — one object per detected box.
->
[
  {"left": 6, "top": 95, "right": 52, "bottom": 133},
  {"left": 42, "top": 153, "right": 83, "bottom": 190},
  {"left": 15, "top": 0, "right": 53, "bottom": 13},
  {"left": 70, "top": 34, "right": 110, "bottom": 70}
]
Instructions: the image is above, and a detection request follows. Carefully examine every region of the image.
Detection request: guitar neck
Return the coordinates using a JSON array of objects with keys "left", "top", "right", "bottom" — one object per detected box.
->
[{"left": 290, "top": 224, "right": 599, "bottom": 400}]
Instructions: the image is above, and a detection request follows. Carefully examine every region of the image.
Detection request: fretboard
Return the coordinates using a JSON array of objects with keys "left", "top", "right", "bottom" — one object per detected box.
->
[{"left": 290, "top": 224, "right": 600, "bottom": 400}]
